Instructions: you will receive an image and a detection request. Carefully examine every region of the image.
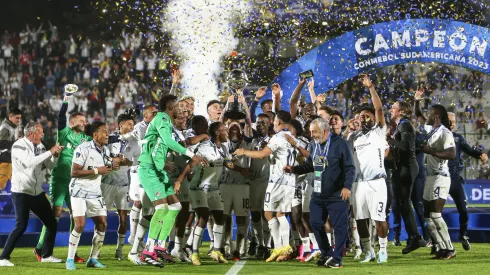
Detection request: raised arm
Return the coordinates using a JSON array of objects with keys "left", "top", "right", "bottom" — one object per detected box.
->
[
  {"left": 271, "top": 83, "right": 282, "bottom": 113},
  {"left": 58, "top": 98, "right": 70, "bottom": 131},
  {"left": 414, "top": 88, "right": 427, "bottom": 124},
  {"left": 307, "top": 79, "right": 316, "bottom": 104},
  {"left": 251, "top": 87, "right": 267, "bottom": 122},
  {"left": 361, "top": 74, "right": 385, "bottom": 127},
  {"left": 289, "top": 79, "right": 306, "bottom": 120}
]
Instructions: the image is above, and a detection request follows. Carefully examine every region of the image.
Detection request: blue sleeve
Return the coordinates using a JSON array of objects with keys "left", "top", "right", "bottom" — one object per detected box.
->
[
  {"left": 58, "top": 102, "right": 69, "bottom": 131},
  {"left": 341, "top": 141, "right": 356, "bottom": 190},
  {"left": 460, "top": 135, "right": 482, "bottom": 159},
  {"left": 250, "top": 100, "right": 258, "bottom": 122}
]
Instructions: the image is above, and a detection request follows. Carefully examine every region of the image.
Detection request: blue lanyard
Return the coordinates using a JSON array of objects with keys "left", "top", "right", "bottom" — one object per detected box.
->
[
  {"left": 119, "top": 140, "right": 128, "bottom": 154},
  {"left": 425, "top": 125, "right": 442, "bottom": 142},
  {"left": 210, "top": 138, "right": 226, "bottom": 159},
  {"left": 93, "top": 140, "right": 108, "bottom": 160}
]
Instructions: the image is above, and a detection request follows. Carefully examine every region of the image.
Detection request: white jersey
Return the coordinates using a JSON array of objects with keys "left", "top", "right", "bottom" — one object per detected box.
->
[
  {"left": 293, "top": 137, "right": 309, "bottom": 188},
  {"left": 167, "top": 127, "right": 188, "bottom": 181},
  {"left": 223, "top": 140, "right": 253, "bottom": 185},
  {"left": 189, "top": 140, "right": 230, "bottom": 191},
  {"left": 250, "top": 135, "right": 271, "bottom": 181},
  {"left": 70, "top": 141, "right": 112, "bottom": 199},
  {"left": 425, "top": 125, "right": 455, "bottom": 176},
  {"left": 266, "top": 130, "right": 297, "bottom": 187},
  {"left": 129, "top": 120, "right": 150, "bottom": 172},
  {"left": 105, "top": 137, "right": 140, "bottom": 186},
  {"left": 349, "top": 125, "right": 387, "bottom": 181},
  {"left": 133, "top": 120, "right": 150, "bottom": 141}
]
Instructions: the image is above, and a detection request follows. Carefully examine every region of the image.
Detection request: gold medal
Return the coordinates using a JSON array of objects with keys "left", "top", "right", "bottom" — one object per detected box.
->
[{"left": 225, "top": 159, "right": 235, "bottom": 169}]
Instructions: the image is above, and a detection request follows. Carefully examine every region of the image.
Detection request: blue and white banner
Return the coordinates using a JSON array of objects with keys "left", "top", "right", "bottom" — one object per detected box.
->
[
  {"left": 448, "top": 180, "right": 490, "bottom": 204},
  {"left": 268, "top": 19, "right": 490, "bottom": 111}
]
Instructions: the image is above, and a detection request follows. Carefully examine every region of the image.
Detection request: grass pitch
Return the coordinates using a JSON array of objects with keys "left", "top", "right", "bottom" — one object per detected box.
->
[{"left": 1, "top": 242, "right": 490, "bottom": 274}]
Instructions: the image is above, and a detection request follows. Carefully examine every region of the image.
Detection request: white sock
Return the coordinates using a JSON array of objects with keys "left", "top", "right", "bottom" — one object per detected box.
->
[
  {"left": 175, "top": 236, "right": 184, "bottom": 253},
  {"left": 213, "top": 224, "right": 224, "bottom": 250},
  {"left": 129, "top": 205, "right": 141, "bottom": 244},
  {"left": 361, "top": 237, "right": 373, "bottom": 254},
  {"left": 309, "top": 233, "right": 319, "bottom": 250},
  {"left": 252, "top": 220, "right": 264, "bottom": 247},
  {"left": 327, "top": 233, "right": 332, "bottom": 245},
  {"left": 236, "top": 224, "right": 248, "bottom": 254},
  {"left": 89, "top": 230, "right": 106, "bottom": 259},
  {"left": 431, "top": 212, "right": 453, "bottom": 250},
  {"left": 301, "top": 237, "right": 311, "bottom": 252},
  {"left": 130, "top": 216, "right": 149, "bottom": 254},
  {"left": 277, "top": 216, "right": 290, "bottom": 248},
  {"left": 157, "top": 238, "right": 166, "bottom": 248},
  {"left": 207, "top": 218, "right": 215, "bottom": 245},
  {"left": 426, "top": 217, "right": 445, "bottom": 249},
  {"left": 67, "top": 230, "right": 81, "bottom": 259},
  {"left": 192, "top": 226, "right": 204, "bottom": 253},
  {"left": 264, "top": 222, "right": 271, "bottom": 248},
  {"left": 116, "top": 233, "right": 126, "bottom": 252},
  {"left": 350, "top": 218, "right": 361, "bottom": 248},
  {"left": 379, "top": 237, "right": 388, "bottom": 253},
  {"left": 186, "top": 226, "right": 195, "bottom": 247},
  {"left": 268, "top": 218, "right": 281, "bottom": 249}
]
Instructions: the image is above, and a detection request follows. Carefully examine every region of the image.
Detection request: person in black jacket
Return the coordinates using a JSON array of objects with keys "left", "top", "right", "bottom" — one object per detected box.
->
[
  {"left": 0, "top": 108, "right": 22, "bottom": 191},
  {"left": 387, "top": 101, "right": 426, "bottom": 254},
  {"left": 447, "top": 112, "right": 488, "bottom": 251},
  {"left": 284, "top": 118, "right": 355, "bottom": 268}
]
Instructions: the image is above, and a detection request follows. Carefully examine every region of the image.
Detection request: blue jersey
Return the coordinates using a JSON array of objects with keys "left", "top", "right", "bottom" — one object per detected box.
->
[{"left": 448, "top": 132, "right": 482, "bottom": 180}]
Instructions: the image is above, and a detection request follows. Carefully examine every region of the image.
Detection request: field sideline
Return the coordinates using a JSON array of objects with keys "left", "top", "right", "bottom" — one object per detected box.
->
[{"left": 1, "top": 243, "right": 490, "bottom": 274}]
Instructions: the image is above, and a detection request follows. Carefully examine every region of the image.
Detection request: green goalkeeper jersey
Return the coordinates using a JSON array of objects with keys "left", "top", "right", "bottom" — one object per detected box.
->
[
  {"left": 51, "top": 126, "right": 92, "bottom": 180},
  {"left": 138, "top": 112, "right": 187, "bottom": 175}
]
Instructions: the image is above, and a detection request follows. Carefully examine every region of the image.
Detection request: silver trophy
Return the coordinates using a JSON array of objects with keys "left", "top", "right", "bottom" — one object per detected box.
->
[{"left": 225, "top": 69, "right": 248, "bottom": 120}]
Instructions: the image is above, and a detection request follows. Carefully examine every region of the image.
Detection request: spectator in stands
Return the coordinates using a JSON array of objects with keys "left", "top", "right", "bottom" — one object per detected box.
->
[
  {"left": 465, "top": 101, "right": 475, "bottom": 122},
  {"left": 0, "top": 108, "right": 22, "bottom": 191},
  {"left": 475, "top": 112, "right": 487, "bottom": 140}
]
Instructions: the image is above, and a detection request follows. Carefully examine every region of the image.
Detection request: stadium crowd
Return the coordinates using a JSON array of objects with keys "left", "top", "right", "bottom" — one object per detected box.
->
[{"left": 0, "top": 21, "right": 489, "bottom": 270}]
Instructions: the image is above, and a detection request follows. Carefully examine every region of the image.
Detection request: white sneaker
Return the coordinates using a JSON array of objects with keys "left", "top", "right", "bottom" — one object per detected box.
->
[
  {"left": 353, "top": 248, "right": 362, "bottom": 259},
  {"left": 360, "top": 250, "right": 376, "bottom": 263},
  {"left": 174, "top": 251, "right": 191, "bottom": 263},
  {"left": 41, "top": 256, "right": 63, "bottom": 263},
  {"left": 0, "top": 259, "right": 14, "bottom": 266},
  {"left": 128, "top": 252, "right": 144, "bottom": 265}
]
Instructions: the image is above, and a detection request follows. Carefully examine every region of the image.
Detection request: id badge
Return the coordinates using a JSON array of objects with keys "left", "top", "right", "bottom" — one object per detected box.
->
[{"left": 313, "top": 170, "right": 322, "bottom": 193}]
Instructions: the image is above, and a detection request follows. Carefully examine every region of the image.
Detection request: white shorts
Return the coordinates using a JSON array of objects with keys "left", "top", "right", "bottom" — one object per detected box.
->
[
  {"left": 423, "top": 175, "right": 450, "bottom": 201},
  {"left": 220, "top": 184, "right": 249, "bottom": 216},
  {"left": 71, "top": 196, "right": 107, "bottom": 218},
  {"left": 352, "top": 178, "right": 387, "bottom": 221},
  {"left": 263, "top": 183, "right": 295, "bottom": 213},
  {"left": 101, "top": 184, "right": 131, "bottom": 210},
  {"left": 249, "top": 179, "right": 268, "bottom": 212},
  {"left": 190, "top": 190, "right": 223, "bottom": 211},
  {"left": 140, "top": 187, "right": 155, "bottom": 216},
  {"left": 129, "top": 171, "right": 141, "bottom": 201},
  {"left": 302, "top": 183, "right": 313, "bottom": 213},
  {"left": 292, "top": 184, "right": 303, "bottom": 208}
]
